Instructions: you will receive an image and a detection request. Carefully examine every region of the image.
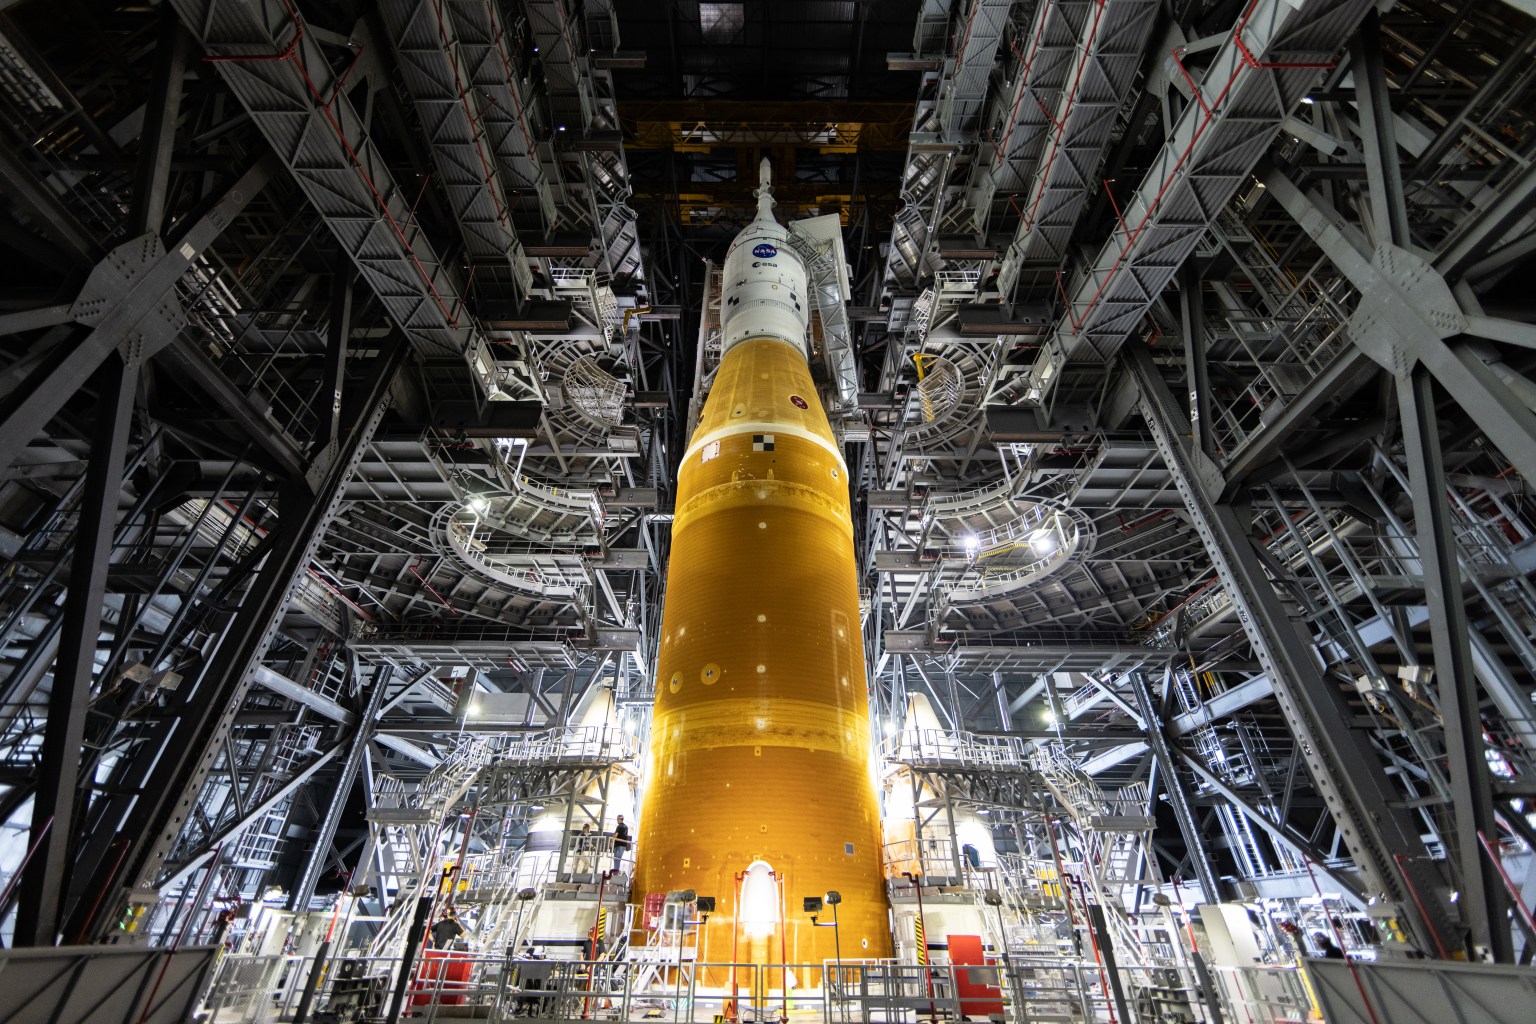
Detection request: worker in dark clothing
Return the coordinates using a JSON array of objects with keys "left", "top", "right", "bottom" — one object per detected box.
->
[
  {"left": 1313, "top": 932, "right": 1345, "bottom": 958},
  {"left": 610, "top": 815, "right": 631, "bottom": 871},
  {"left": 432, "top": 910, "right": 465, "bottom": 948}
]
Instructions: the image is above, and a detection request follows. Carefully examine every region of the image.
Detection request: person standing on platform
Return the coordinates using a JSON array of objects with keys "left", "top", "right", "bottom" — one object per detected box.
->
[
  {"left": 432, "top": 910, "right": 465, "bottom": 949},
  {"left": 574, "top": 822, "right": 594, "bottom": 876},
  {"left": 1313, "top": 932, "right": 1345, "bottom": 959},
  {"left": 610, "top": 815, "right": 631, "bottom": 872}
]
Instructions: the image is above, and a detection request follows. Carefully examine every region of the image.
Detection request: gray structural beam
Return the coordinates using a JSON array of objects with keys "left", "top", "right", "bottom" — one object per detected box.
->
[
  {"left": 378, "top": 0, "right": 532, "bottom": 298},
  {"left": 1012, "top": 0, "right": 1375, "bottom": 404},
  {"left": 1348, "top": 12, "right": 1409, "bottom": 249},
  {"left": 1260, "top": 166, "right": 1536, "bottom": 490},
  {"left": 0, "top": 156, "right": 280, "bottom": 476},
  {"left": 997, "top": 0, "right": 1157, "bottom": 297},
  {"left": 1218, "top": 345, "right": 1374, "bottom": 495},
  {"left": 1133, "top": 670, "right": 1220, "bottom": 902},
  {"left": 1397, "top": 368, "right": 1512, "bottom": 960},
  {"left": 127, "top": 12, "right": 192, "bottom": 238},
  {"left": 157, "top": 744, "right": 347, "bottom": 892},
  {"left": 446, "top": 0, "right": 559, "bottom": 231},
  {"left": 884, "top": 0, "right": 1012, "bottom": 288},
  {"left": 968, "top": 0, "right": 1089, "bottom": 230},
  {"left": 1127, "top": 344, "right": 1459, "bottom": 954},
  {"left": 169, "top": 0, "right": 469, "bottom": 354},
  {"left": 1178, "top": 751, "right": 1368, "bottom": 906},
  {"left": 0, "top": 129, "right": 101, "bottom": 267},
  {"left": 12, "top": 354, "right": 138, "bottom": 945},
  {"left": 64, "top": 341, "right": 407, "bottom": 942},
  {"left": 171, "top": 0, "right": 541, "bottom": 403},
  {"left": 288, "top": 664, "right": 396, "bottom": 911},
  {"left": 155, "top": 330, "right": 309, "bottom": 480},
  {"left": 1179, "top": 263, "right": 1216, "bottom": 461}
]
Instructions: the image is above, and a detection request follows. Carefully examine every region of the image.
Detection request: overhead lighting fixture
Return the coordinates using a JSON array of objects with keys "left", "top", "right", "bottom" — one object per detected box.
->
[
  {"left": 1300, "top": 96, "right": 1315, "bottom": 105},
  {"left": 1029, "top": 528, "right": 1055, "bottom": 554},
  {"left": 962, "top": 534, "right": 980, "bottom": 557}
]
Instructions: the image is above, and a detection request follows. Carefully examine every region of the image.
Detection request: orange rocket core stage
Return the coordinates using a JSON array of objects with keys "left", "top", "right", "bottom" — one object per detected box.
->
[{"left": 634, "top": 335, "right": 891, "bottom": 966}]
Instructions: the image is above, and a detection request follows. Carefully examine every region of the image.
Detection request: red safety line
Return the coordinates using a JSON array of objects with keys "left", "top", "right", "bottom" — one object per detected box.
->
[
  {"left": 206, "top": 0, "right": 463, "bottom": 328},
  {"left": 1477, "top": 831, "right": 1536, "bottom": 940},
  {"left": 994, "top": 9, "right": 1055, "bottom": 163},
  {"left": 1103, "top": 177, "right": 1130, "bottom": 243},
  {"left": 325, "top": 44, "right": 367, "bottom": 108},
  {"left": 1391, "top": 854, "right": 1451, "bottom": 959},
  {"left": 408, "top": 555, "right": 460, "bottom": 615},
  {"left": 484, "top": 0, "right": 539, "bottom": 157},
  {"left": 955, "top": 0, "right": 986, "bottom": 68},
  {"left": 426, "top": 0, "right": 514, "bottom": 234},
  {"left": 216, "top": 499, "right": 377, "bottom": 622},
  {"left": 76, "top": 836, "right": 132, "bottom": 944},
  {"left": 1305, "top": 857, "right": 1383, "bottom": 1024},
  {"left": 1049, "top": 0, "right": 1337, "bottom": 336},
  {"left": 1020, "top": 0, "right": 1110, "bottom": 233},
  {"left": 1055, "top": 270, "right": 1083, "bottom": 329},
  {"left": 309, "top": 569, "right": 378, "bottom": 622},
  {"left": 0, "top": 816, "right": 51, "bottom": 914}
]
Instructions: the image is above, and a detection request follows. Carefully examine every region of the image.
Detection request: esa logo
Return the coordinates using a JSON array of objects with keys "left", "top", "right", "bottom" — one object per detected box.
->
[{"left": 752, "top": 243, "right": 777, "bottom": 258}]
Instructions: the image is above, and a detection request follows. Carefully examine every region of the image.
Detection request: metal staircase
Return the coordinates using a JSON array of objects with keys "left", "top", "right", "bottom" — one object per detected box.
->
[
  {"left": 1035, "top": 746, "right": 1157, "bottom": 966},
  {"left": 364, "top": 740, "right": 494, "bottom": 957}
]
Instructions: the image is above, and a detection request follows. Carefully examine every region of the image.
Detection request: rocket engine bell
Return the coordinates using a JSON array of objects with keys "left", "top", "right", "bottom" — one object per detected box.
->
[{"left": 633, "top": 161, "right": 890, "bottom": 966}]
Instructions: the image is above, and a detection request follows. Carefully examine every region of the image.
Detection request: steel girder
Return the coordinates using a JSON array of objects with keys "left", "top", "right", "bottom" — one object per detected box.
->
[
  {"left": 379, "top": 0, "right": 533, "bottom": 298},
  {"left": 885, "top": 0, "right": 1014, "bottom": 289},
  {"left": 0, "top": 127, "right": 100, "bottom": 267},
  {"left": 1126, "top": 344, "right": 1459, "bottom": 957},
  {"left": 156, "top": 742, "right": 346, "bottom": 893},
  {"left": 63, "top": 342, "right": 407, "bottom": 942},
  {"left": 169, "top": 0, "right": 538, "bottom": 402},
  {"left": 970, "top": 0, "right": 1089, "bottom": 223},
  {"left": 12, "top": 356, "right": 137, "bottom": 945},
  {"left": 1131, "top": 670, "right": 1220, "bottom": 902},
  {"left": 1260, "top": 167, "right": 1536, "bottom": 490},
  {"left": 445, "top": 0, "right": 560, "bottom": 231},
  {"left": 1178, "top": 751, "right": 1369, "bottom": 905},
  {"left": 1025, "top": 0, "right": 1376, "bottom": 400},
  {"left": 1397, "top": 369, "right": 1513, "bottom": 960},
  {"left": 524, "top": 0, "right": 644, "bottom": 283},
  {"left": 937, "top": 0, "right": 1015, "bottom": 136},
  {"left": 997, "top": 0, "right": 1157, "bottom": 299},
  {"left": 523, "top": 0, "right": 588, "bottom": 129},
  {"left": 0, "top": 157, "right": 281, "bottom": 476},
  {"left": 288, "top": 664, "right": 396, "bottom": 911}
]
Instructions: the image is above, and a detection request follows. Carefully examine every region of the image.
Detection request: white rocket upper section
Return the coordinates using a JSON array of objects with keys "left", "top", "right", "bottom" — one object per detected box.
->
[{"left": 719, "top": 158, "right": 810, "bottom": 358}]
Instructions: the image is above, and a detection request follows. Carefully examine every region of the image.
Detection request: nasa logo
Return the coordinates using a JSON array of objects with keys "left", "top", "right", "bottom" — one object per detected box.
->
[
  {"left": 752, "top": 243, "right": 778, "bottom": 258},
  {"left": 790, "top": 395, "right": 809, "bottom": 410}
]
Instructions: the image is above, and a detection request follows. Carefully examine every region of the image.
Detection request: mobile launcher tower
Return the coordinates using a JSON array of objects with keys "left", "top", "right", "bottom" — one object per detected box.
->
[{"left": 633, "top": 161, "right": 891, "bottom": 976}]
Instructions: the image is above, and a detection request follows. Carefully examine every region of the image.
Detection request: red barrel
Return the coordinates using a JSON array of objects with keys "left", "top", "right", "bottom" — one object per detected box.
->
[{"left": 412, "top": 949, "right": 474, "bottom": 1006}]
